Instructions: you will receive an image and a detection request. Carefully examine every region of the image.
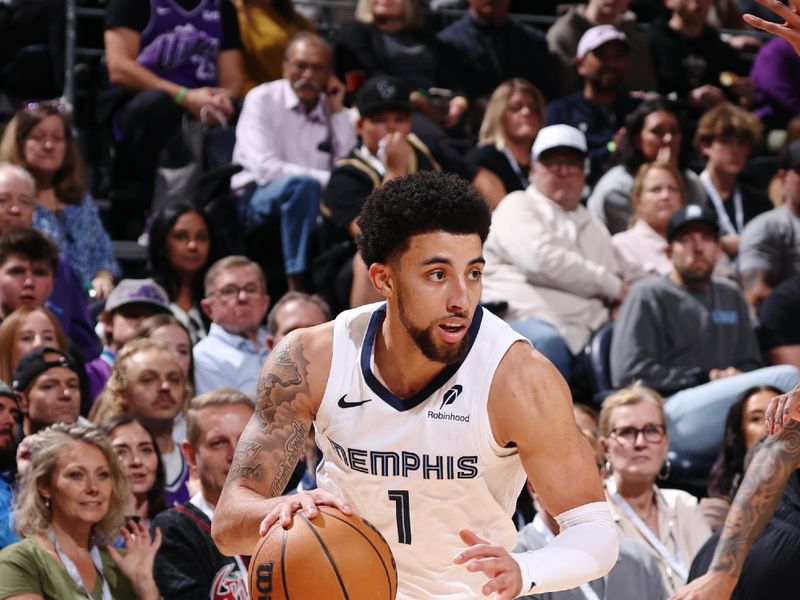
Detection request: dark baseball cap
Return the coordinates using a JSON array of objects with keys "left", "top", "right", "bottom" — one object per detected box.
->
[
  {"left": 782, "top": 139, "right": 800, "bottom": 170},
  {"left": 356, "top": 75, "right": 413, "bottom": 118},
  {"left": 666, "top": 204, "right": 720, "bottom": 243},
  {"left": 13, "top": 347, "right": 79, "bottom": 392}
]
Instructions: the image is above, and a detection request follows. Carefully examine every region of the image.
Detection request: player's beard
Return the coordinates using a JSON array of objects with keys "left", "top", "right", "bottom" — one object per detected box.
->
[{"left": 397, "top": 293, "right": 470, "bottom": 365}]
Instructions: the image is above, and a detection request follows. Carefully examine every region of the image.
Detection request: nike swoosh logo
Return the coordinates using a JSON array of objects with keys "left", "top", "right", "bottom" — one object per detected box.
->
[{"left": 337, "top": 395, "right": 372, "bottom": 409}]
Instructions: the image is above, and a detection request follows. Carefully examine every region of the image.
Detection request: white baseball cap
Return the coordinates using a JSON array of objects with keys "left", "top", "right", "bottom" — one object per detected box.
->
[
  {"left": 576, "top": 25, "right": 629, "bottom": 59},
  {"left": 532, "top": 125, "right": 587, "bottom": 161}
]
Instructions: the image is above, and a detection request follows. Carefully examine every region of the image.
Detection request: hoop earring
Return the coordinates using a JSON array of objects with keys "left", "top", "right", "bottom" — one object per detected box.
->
[{"left": 658, "top": 458, "right": 671, "bottom": 481}]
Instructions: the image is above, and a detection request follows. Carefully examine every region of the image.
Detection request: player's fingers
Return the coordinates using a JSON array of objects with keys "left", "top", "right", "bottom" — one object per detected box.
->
[
  {"left": 313, "top": 490, "right": 353, "bottom": 514},
  {"left": 766, "top": 395, "right": 780, "bottom": 433},
  {"left": 466, "top": 556, "right": 505, "bottom": 574},
  {"left": 258, "top": 514, "right": 276, "bottom": 537},
  {"left": 459, "top": 528, "right": 490, "bottom": 547}
]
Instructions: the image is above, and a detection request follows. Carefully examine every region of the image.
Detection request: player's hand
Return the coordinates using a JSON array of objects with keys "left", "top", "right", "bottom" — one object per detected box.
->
[
  {"left": 766, "top": 384, "right": 800, "bottom": 435},
  {"left": 454, "top": 529, "right": 522, "bottom": 599},
  {"left": 258, "top": 489, "right": 352, "bottom": 536},
  {"left": 744, "top": 0, "right": 800, "bottom": 57},
  {"left": 669, "top": 571, "right": 736, "bottom": 600}
]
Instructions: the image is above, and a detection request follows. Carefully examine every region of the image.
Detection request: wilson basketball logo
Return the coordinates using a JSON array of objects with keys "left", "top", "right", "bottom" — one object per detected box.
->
[{"left": 254, "top": 562, "right": 274, "bottom": 599}]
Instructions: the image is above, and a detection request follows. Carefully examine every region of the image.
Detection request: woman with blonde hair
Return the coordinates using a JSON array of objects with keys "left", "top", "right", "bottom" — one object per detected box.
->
[
  {"left": 0, "top": 101, "right": 120, "bottom": 297},
  {"left": 469, "top": 78, "right": 545, "bottom": 208},
  {"left": 0, "top": 306, "right": 68, "bottom": 384},
  {"left": 599, "top": 383, "right": 711, "bottom": 595},
  {"left": 0, "top": 422, "right": 161, "bottom": 599}
]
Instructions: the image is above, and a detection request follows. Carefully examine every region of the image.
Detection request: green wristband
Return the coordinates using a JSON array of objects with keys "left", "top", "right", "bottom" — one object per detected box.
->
[{"left": 174, "top": 86, "right": 189, "bottom": 106}]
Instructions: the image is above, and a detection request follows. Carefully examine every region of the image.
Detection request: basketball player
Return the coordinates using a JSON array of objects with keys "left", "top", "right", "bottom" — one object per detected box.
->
[{"left": 212, "top": 172, "right": 618, "bottom": 599}]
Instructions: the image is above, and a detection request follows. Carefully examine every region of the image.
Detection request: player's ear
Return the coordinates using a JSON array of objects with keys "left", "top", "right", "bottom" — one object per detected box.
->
[{"left": 368, "top": 262, "right": 393, "bottom": 298}]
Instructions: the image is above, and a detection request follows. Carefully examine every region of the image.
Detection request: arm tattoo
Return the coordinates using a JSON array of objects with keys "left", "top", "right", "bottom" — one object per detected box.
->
[
  {"left": 710, "top": 422, "right": 800, "bottom": 578},
  {"left": 225, "top": 335, "right": 312, "bottom": 496}
]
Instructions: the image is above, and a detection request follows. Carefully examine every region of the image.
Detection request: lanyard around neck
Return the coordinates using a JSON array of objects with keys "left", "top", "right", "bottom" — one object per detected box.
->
[
  {"left": 606, "top": 478, "right": 689, "bottom": 583},
  {"left": 502, "top": 147, "right": 530, "bottom": 190},
  {"left": 49, "top": 530, "right": 112, "bottom": 600},
  {"left": 700, "top": 169, "right": 744, "bottom": 235}
]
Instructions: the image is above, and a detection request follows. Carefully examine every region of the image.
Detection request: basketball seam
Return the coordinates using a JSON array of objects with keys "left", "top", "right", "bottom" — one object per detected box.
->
[
  {"left": 317, "top": 507, "right": 397, "bottom": 600},
  {"left": 298, "top": 511, "right": 350, "bottom": 600},
  {"left": 281, "top": 527, "right": 291, "bottom": 600}
]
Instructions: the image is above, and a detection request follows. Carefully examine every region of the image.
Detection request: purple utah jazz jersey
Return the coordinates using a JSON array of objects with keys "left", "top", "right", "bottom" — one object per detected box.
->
[{"left": 138, "top": 0, "right": 222, "bottom": 88}]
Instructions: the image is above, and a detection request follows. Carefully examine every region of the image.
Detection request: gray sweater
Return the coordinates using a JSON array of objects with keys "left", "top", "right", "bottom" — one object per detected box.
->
[{"left": 610, "top": 276, "right": 762, "bottom": 394}]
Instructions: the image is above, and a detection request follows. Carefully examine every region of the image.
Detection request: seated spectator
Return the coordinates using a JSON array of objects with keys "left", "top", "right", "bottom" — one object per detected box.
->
[
  {"left": 231, "top": 32, "right": 356, "bottom": 292},
  {"left": 482, "top": 125, "right": 625, "bottom": 382},
  {"left": 85, "top": 279, "right": 172, "bottom": 402},
  {"left": 435, "top": 0, "right": 556, "bottom": 107},
  {"left": 0, "top": 165, "right": 99, "bottom": 360},
  {"left": 700, "top": 385, "right": 778, "bottom": 531},
  {"left": 133, "top": 314, "right": 195, "bottom": 387},
  {"left": 266, "top": 291, "right": 331, "bottom": 349},
  {"left": 613, "top": 161, "right": 686, "bottom": 284},
  {"left": 750, "top": 36, "right": 800, "bottom": 131},
  {"left": 0, "top": 379, "right": 20, "bottom": 549},
  {"left": 757, "top": 274, "right": 800, "bottom": 369},
  {"left": 738, "top": 140, "right": 800, "bottom": 310},
  {"left": 587, "top": 98, "right": 707, "bottom": 234},
  {"left": 194, "top": 256, "right": 271, "bottom": 397},
  {"left": 0, "top": 227, "right": 57, "bottom": 325},
  {"left": 103, "top": 0, "right": 245, "bottom": 234},
  {"left": 320, "top": 75, "right": 441, "bottom": 310},
  {"left": 613, "top": 161, "right": 734, "bottom": 284},
  {"left": 599, "top": 383, "right": 712, "bottom": 595},
  {"left": 0, "top": 101, "right": 120, "bottom": 298},
  {"left": 0, "top": 422, "right": 162, "bottom": 599},
  {"left": 647, "top": 0, "right": 750, "bottom": 111},
  {"left": 695, "top": 102, "right": 772, "bottom": 261},
  {"left": 152, "top": 389, "right": 253, "bottom": 598},
  {"left": 468, "top": 78, "right": 544, "bottom": 208},
  {"left": 609, "top": 205, "right": 800, "bottom": 466},
  {"left": 103, "top": 415, "right": 167, "bottom": 528},
  {"left": 0, "top": 306, "right": 67, "bottom": 384},
  {"left": 516, "top": 429, "right": 668, "bottom": 600},
  {"left": 92, "top": 338, "right": 192, "bottom": 506},
  {"left": 546, "top": 25, "right": 641, "bottom": 185},
  {"left": 334, "top": 0, "right": 467, "bottom": 128},
  {"left": 546, "top": 0, "right": 657, "bottom": 96},
  {"left": 233, "top": 0, "right": 316, "bottom": 93},
  {"left": 148, "top": 203, "right": 214, "bottom": 344},
  {"left": 12, "top": 347, "right": 83, "bottom": 437}
]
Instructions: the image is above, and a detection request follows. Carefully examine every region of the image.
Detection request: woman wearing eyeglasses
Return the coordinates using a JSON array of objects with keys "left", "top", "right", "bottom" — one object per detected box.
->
[
  {"left": 0, "top": 101, "right": 120, "bottom": 299},
  {"left": 599, "top": 382, "right": 712, "bottom": 596}
]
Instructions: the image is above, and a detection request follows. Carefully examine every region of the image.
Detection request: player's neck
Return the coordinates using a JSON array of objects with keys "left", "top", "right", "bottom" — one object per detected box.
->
[{"left": 374, "top": 316, "right": 449, "bottom": 400}]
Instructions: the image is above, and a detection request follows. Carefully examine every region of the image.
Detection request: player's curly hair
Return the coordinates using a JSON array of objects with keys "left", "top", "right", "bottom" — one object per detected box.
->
[{"left": 356, "top": 172, "right": 491, "bottom": 266}]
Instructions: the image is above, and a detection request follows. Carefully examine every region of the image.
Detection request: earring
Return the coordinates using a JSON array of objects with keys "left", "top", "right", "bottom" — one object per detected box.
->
[
  {"left": 43, "top": 496, "right": 50, "bottom": 509},
  {"left": 603, "top": 458, "right": 613, "bottom": 475},
  {"left": 658, "top": 458, "right": 672, "bottom": 481}
]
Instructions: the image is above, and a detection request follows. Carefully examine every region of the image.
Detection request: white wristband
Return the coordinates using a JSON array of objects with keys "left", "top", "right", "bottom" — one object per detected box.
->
[{"left": 510, "top": 501, "right": 618, "bottom": 596}]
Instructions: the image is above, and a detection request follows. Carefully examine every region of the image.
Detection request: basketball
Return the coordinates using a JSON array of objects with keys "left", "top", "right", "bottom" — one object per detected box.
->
[{"left": 248, "top": 506, "right": 398, "bottom": 600}]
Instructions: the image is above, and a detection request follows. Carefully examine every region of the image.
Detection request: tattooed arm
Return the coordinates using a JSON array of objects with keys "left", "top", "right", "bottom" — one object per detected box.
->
[
  {"left": 211, "top": 323, "right": 349, "bottom": 556},
  {"left": 670, "top": 419, "right": 800, "bottom": 600}
]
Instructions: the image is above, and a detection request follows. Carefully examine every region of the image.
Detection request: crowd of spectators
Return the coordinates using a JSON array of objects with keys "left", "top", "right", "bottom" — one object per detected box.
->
[{"left": 0, "top": 0, "right": 800, "bottom": 598}]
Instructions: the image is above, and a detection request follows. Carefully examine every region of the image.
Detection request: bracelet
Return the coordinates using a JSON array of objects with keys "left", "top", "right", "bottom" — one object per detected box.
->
[{"left": 174, "top": 86, "right": 189, "bottom": 106}]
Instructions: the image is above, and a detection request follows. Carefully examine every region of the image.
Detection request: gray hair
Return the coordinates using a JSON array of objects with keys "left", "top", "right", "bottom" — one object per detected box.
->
[{"left": 0, "top": 162, "right": 36, "bottom": 193}]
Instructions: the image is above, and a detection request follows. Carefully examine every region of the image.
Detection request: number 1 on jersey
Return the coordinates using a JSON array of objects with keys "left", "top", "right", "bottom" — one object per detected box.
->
[{"left": 388, "top": 490, "right": 411, "bottom": 544}]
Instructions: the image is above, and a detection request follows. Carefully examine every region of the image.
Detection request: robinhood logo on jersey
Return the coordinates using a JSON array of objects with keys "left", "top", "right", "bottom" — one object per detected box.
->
[{"left": 427, "top": 385, "right": 469, "bottom": 423}]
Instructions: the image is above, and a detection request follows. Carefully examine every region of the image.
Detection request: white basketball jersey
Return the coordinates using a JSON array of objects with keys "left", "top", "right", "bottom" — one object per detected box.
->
[{"left": 315, "top": 302, "right": 529, "bottom": 599}]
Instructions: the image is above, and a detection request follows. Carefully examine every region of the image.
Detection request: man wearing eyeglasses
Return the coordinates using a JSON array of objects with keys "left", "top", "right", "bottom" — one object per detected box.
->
[
  {"left": 482, "top": 124, "right": 627, "bottom": 384},
  {"left": 231, "top": 32, "right": 356, "bottom": 293},
  {"left": 193, "top": 256, "right": 271, "bottom": 398},
  {"left": 610, "top": 204, "right": 800, "bottom": 470}
]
